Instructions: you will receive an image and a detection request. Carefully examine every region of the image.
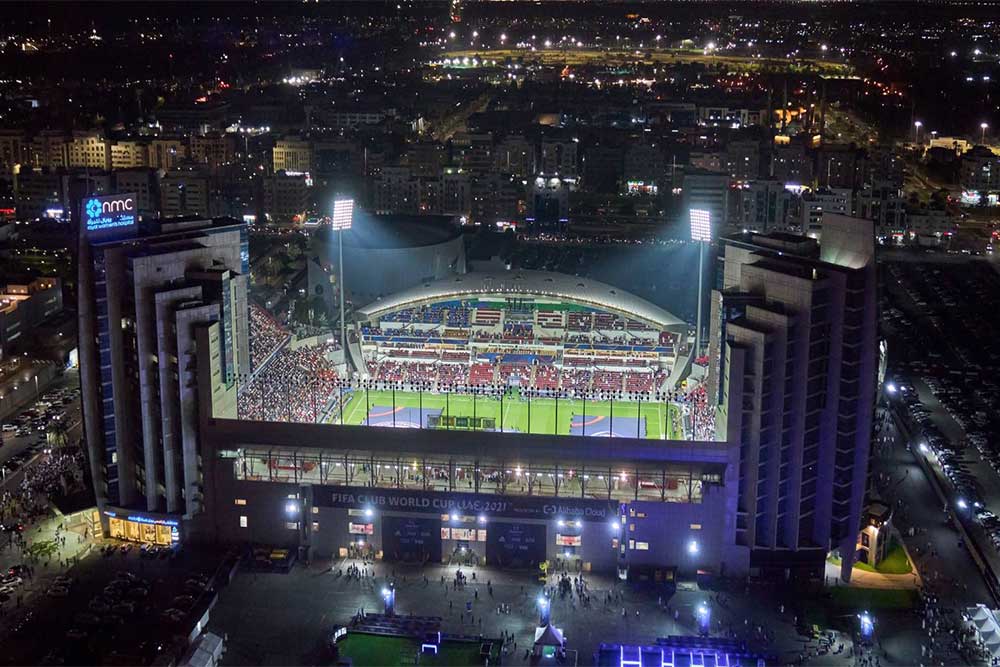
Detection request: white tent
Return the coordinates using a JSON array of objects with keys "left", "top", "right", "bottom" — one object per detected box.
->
[{"left": 533, "top": 624, "right": 565, "bottom": 648}]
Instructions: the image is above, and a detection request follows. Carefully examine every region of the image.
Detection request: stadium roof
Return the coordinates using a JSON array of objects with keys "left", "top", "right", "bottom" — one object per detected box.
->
[{"left": 357, "top": 270, "right": 687, "bottom": 332}]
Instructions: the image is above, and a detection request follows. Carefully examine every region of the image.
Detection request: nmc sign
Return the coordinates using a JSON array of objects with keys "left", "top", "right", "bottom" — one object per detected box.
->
[{"left": 82, "top": 193, "right": 138, "bottom": 235}]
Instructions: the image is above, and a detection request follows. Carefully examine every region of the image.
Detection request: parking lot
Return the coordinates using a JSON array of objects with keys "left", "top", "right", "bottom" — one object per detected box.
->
[
  {"left": 883, "top": 257, "right": 1000, "bottom": 597},
  {"left": 1, "top": 542, "right": 232, "bottom": 666}
]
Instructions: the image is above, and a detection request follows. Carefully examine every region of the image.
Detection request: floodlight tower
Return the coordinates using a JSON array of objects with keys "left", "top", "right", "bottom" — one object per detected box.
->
[
  {"left": 689, "top": 209, "right": 712, "bottom": 355},
  {"left": 332, "top": 198, "right": 355, "bottom": 354}
]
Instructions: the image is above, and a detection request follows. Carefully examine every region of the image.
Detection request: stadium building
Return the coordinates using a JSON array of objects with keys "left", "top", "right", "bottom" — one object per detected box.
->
[
  {"left": 308, "top": 213, "right": 466, "bottom": 311},
  {"left": 80, "top": 207, "right": 877, "bottom": 584}
]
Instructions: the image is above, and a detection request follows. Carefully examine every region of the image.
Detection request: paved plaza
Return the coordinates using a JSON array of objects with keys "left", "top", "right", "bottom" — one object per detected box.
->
[{"left": 207, "top": 557, "right": 950, "bottom": 666}]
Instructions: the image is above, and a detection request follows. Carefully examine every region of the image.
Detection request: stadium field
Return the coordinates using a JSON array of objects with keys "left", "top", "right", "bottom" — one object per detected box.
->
[{"left": 330, "top": 389, "right": 684, "bottom": 440}]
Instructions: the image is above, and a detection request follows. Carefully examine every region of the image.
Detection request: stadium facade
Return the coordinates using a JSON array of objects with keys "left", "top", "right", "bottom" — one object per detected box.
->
[
  {"left": 308, "top": 213, "right": 466, "bottom": 311},
  {"left": 79, "top": 212, "right": 876, "bottom": 584}
]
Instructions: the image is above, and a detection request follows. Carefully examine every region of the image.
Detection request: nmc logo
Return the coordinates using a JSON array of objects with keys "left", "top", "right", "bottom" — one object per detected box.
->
[
  {"left": 86, "top": 196, "right": 134, "bottom": 219},
  {"left": 82, "top": 192, "right": 138, "bottom": 234}
]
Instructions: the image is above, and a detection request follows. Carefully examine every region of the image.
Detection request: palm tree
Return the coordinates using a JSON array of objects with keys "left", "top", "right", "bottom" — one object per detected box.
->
[{"left": 47, "top": 421, "right": 69, "bottom": 450}]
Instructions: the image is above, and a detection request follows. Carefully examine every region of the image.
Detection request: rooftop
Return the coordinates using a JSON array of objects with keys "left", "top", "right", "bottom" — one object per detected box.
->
[{"left": 357, "top": 269, "right": 687, "bottom": 332}]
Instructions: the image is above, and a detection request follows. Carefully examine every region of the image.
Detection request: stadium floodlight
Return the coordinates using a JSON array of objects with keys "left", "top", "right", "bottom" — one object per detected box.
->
[
  {"left": 332, "top": 197, "right": 354, "bottom": 230},
  {"left": 689, "top": 208, "right": 712, "bottom": 243},
  {"left": 332, "top": 197, "right": 355, "bottom": 355},
  {"left": 689, "top": 208, "right": 712, "bottom": 355}
]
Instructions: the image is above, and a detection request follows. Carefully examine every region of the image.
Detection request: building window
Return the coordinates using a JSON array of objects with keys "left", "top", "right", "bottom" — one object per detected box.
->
[
  {"left": 312, "top": 506, "right": 319, "bottom": 514},
  {"left": 234, "top": 498, "right": 247, "bottom": 506},
  {"left": 286, "top": 522, "right": 298, "bottom": 530},
  {"left": 635, "top": 541, "right": 649, "bottom": 551},
  {"left": 861, "top": 532, "right": 870, "bottom": 547},
  {"left": 312, "top": 522, "right": 320, "bottom": 532},
  {"left": 690, "top": 523, "right": 702, "bottom": 530},
  {"left": 239, "top": 516, "right": 248, "bottom": 528}
]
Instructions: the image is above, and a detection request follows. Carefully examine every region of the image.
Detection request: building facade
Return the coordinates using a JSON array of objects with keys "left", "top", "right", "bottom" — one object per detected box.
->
[{"left": 707, "top": 215, "right": 877, "bottom": 582}]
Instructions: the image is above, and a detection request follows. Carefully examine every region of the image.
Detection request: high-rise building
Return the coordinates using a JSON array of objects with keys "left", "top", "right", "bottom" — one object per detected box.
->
[
  {"left": 707, "top": 214, "right": 877, "bottom": 582},
  {"left": 161, "top": 166, "right": 210, "bottom": 218},
  {"left": 65, "top": 131, "right": 109, "bottom": 170},
  {"left": 78, "top": 214, "right": 249, "bottom": 520},
  {"left": 272, "top": 136, "right": 313, "bottom": 173},
  {"left": 682, "top": 169, "right": 731, "bottom": 232},
  {"left": 736, "top": 180, "right": 795, "bottom": 234},
  {"left": 800, "top": 188, "right": 852, "bottom": 239},
  {"left": 262, "top": 171, "right": 310, "bottom": 224}
]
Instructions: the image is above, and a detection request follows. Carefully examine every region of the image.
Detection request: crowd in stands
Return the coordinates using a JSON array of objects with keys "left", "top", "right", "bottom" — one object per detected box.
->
[
  {"left": 249, "top": 304, "right": 291, "bottom": 369},
  {"left": 684, "top": 385, "right": 716, "bottom": 441},
  {"left": 239, "top": 342, "right": 341, "bottom": 422}
]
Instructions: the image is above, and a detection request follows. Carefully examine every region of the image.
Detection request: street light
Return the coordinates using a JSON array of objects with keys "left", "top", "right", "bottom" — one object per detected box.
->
[
  {"left": 538, "top": 595, "right": 551, "bottom": 625},
  {"left": 382, "top": 585, "right": 396, "bottom": 616},
  {"left": 696, "top": 603, "right": 711, "bottom": 635},
  {"left": 332, "top": 198, "right": 354, "bottom": 354},
  {"left": 688, "top": 539, "right": 700, "bottom": 555},
  {"left": 689, "top": 209, "right": 712, "bottom": 355},
  {"left": 913, "top": 121, "right": 922, "bottom": 144},
  {"left": 981, "top": 122, "right": 990, "bottom": 144},
  {"left": 859, "top": 611, "right": 874, "bottom": 641}
]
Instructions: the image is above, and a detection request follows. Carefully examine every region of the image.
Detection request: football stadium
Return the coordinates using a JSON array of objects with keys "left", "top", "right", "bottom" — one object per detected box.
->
[
  {"left": 211, "top": 268, "right": 737, "bottom": 578},
  {"left": 342, "top": 270, "right": 703, "bottom": 441}
]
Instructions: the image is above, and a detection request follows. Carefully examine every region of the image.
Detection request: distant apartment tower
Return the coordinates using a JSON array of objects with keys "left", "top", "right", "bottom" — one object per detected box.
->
[
  {"left": 78, "top": 216, "right": 249, "bottom": 519},
  {"left": 272, "top": 137, "right": 313, "bottom": 173},
  {"left": 800, "top": 188, "right": 852, "bottom": 239},
  {"left": 708, "top": 215, "right": 877, "bottom": 582},
  {"left": 682, "top": 169, "right": 731, "bottom": 232},
  {"left": 263, "top": 171, "right": 310, "bottom": 224},
  {"left": 736, "top": 180, "right": 795, "bottom": 234},
  {"left": 161, "top": 166, "right": 209, "bottom": 218}
]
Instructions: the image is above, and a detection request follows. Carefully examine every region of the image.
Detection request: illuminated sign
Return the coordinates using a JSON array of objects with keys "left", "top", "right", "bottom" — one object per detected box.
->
[
  {"left": 450, "top": 527, "right": 477, "bottom": 541},
  {"left": 555, "top": 534, "right": 582, "bottom": 547},
  {"left": 689, "top": 208, "right": 712, "bottom": 242},
  {"left": 82, "top": 193, "right": 137, "bottom": 234},
  {"left": 103, "top": 510, "right": 179, "bottom": 527},
  {"left": 332, "top": 198, "right": 354, "bottom": 231},
  {"left": 627, "top": 181, "right": 658, "bottom": 195},
  {"left": 348, "top": 522, "right": 374, "bottom": 535}
]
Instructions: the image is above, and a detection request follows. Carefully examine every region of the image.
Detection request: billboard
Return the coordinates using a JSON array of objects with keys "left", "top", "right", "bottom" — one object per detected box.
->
[
  {"left": 487, "top": 523, "right": 546, "bottom": 568},
  {"left": 383, "top": 516, "right": 441, "bottom": 563},
  {"left": 82, "top": 193, "right": 138, "bottom": 236},
  {"left": 314, "top": 485, "right": 616, "bottom": 522}
]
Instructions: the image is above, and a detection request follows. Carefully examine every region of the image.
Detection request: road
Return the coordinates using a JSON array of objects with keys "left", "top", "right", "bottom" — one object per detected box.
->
[
  {"left": 0, "top": 368, "right": 82, "bottom": 470},
  {"left": 436, "top": 47, "right": 854, "bottom": 76}
]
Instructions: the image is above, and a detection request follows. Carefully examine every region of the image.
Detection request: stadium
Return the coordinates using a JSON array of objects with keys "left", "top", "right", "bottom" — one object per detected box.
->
[
  {"left": 344, "top": 270, "right": 705, "bottom": 440},
  {"left": 209, "top": 268, "right": 741, "bottom": 579}
]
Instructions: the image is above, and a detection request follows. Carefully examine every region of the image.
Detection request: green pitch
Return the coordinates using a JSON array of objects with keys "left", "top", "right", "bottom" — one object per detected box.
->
[{"left": 330, "top": 389, "right": 684, "bottom": 440}]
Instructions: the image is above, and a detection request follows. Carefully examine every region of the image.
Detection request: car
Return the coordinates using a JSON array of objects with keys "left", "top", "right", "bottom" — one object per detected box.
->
[
  {"left": 47, "top": 586, "right": 70, "bottom": 598},
  {"left": 8, "top": 564, "right": 28, "bottom": 577}
]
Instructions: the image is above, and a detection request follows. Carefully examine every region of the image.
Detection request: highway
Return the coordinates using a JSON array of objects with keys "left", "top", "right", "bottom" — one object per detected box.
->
[{"left": 435, "top": 47, "right": 855, "bottom": 76}]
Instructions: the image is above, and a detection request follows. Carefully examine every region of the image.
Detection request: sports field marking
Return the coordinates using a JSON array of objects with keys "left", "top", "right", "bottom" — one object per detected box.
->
[
  {"left": 570, "top": 415, "right": 605, "bottom": 428},
  {"left": 368, "top": 406, "right": 405, "bottom": 419},
  {"left": 345, "top": 392, "right": 366, "bottom": 425}
]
